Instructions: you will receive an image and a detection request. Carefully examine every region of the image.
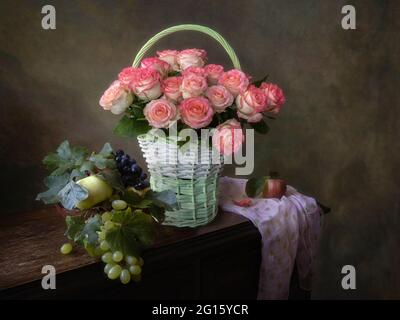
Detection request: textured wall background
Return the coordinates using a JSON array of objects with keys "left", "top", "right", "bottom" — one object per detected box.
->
[{"left": 0, "top": 0, "right": 399, "bottom": 298}]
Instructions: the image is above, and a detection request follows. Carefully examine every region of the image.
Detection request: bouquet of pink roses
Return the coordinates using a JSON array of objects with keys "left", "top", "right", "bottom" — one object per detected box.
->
[{"left": 100, "top": 48, "right": 285, "bottom": 156}]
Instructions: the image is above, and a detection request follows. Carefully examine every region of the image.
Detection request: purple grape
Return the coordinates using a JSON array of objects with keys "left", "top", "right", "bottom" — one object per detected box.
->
[{"left": 131, "top": 164, "right": 142, "bottom": 177}]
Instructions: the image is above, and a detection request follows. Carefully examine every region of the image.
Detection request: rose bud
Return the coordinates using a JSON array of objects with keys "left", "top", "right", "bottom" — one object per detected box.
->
[
  {"left": 260, "top": 82, "right": 286, "bottom": 114},
  {"left": 99, "top": 80, "right": 133, "bottom": 115}
]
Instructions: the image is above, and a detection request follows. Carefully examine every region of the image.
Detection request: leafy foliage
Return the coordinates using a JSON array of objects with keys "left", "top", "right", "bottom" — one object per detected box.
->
[
  {"left": 146, "top": 190, "right": 179, "bottom": 211},
  {"left": 64, "top": 214, "right": 102, "bottom": 246},
  {"left": 58, "top": 181, "right": 89, "bottom": 210},
  {"left": 37, "top": 141, "right": 118, "bottom": 206},
  {"left": 113, "top": 115, "right": 151, "bottom": 138},
  {"left": 36, "top": 173, "right": 70, "bottom": 204},
  {"left": 250, "top": 119, "right": 270, "bottom": 134},
  {"left": 106, "top": 208, "right": 155, "bottom": 256},
  {"left": 42, "top": 141, "right": 89, "bottom": 176}
]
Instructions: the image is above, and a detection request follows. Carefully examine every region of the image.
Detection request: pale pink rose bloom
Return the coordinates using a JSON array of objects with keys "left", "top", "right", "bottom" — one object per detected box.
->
[
  {"left": 205, "top": 85, "right": 234, "bottom": 113},
  {"left": 260, "top": 82, "right": 286, "bottom": 114},
  {"left": 129, "top": 68, "right": 162, "bottom": 101},
  {"left": 179, "top": 97, "right": 214, "bottom": 129},
  {"left": 212, "top": 119, "right": 244, "bottom": 155},
  {"left": 204, "top": 64, "right": 224, "bottom": 85},
  {"left": 118, "top": 67, "right": 138, "bottom": 89},
  {"left": 99, "top": 80, "right": 133, "bottom": 115},
  {"left": 180, "top": 74, "right": 208, "bottom": 99},
  {"left": 236, "top": 85, "right": 267, "bottom": 123},
  {"left": 143, "top": 98, "right": 179, "bottom": 128},
  {"left": 140, "top": 57, "right": 171, "bottom": 78},
  {"left": 157, "top": 50, "right": 180, "bottom": 71},
  {"left": 182, "top": 66, "right": 206, "bottom": 78},
  {"left": 162, "top": 76, "right": 183, "bottom": 102},
  {"left": 177, "top": 48, "right": 207, "bottom": 71},
  {"left": 218, "top": 69, "right": 250, "bottom": 97}
]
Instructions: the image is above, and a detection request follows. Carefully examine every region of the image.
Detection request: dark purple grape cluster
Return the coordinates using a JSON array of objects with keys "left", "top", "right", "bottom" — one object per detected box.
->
[{"left": 115, "top": 149, "right": 150, "bottom": 190}]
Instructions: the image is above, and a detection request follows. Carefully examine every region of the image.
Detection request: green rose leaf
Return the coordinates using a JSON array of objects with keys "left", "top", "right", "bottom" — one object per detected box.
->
[
  {"left": 58, "top": 181, "right": 89, "bottom": 210},
  {"left": 114, "top": 115, "right": 151, "bottom": 138},
  {"left": 250, "top": 119, "right": 270, "bottom": 134},
  {"left": 245, "top": 177, "right": 267, "bottom": 198}
]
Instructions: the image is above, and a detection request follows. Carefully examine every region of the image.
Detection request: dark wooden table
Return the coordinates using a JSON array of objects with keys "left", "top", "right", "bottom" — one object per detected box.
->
[{"left": 0, "top": 207, "right": 308, "bottom": 299}]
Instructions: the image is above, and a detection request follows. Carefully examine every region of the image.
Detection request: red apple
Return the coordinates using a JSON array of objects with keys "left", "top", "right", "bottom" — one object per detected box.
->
[{"left": 263, "top": 179, "right": 287, "bottom": 199}]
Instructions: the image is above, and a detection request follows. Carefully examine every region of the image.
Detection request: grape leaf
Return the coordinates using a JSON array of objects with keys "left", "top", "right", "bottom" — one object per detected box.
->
[
  {"left": 106, "top": 209, "right": 155, "bottom": 256},
  {"left": 96, "top": 169, "right": 124, "bottom": 192},
  {"left": 65, "top": 215, "right": 85, "bottom": 244},
  {"left": 245, "top": 177, "right": 267, "bottom": 198},
  {"left": 81, "top": 215, "right": 102, "bottom": 246},
  {"left": 58, "top": 181, "right": 89, "bottom": 210},
  {"left": 36, "top": 173, "right": 70, "bottom": 204},
  {"left": 43, "top": 140, "right": 89, "bottom": 175},
  {"left": 147, "top": 190, "right": 178, "bottom": 211},
  {"left": 113, "top": 115, "right": 151, "bottom": 138}
]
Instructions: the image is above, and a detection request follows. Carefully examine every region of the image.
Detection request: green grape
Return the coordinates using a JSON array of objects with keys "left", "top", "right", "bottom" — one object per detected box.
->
[
  {"left": 112, "top": 200, "right": 127, "bottom": 210},
  {"left": 101, "top": 211, "right": 113, "bottom": 223},
  {"left": 98, "top": 230, "right": 106, "bottom": 241},
  {"left": 104, "top": 221, "right": 115, "bottom": 230},
  {"left": 112, "top": 251, "right": 123, "bottom": 262},
  {"left": 125, "top": 255, "right": 138, "bottom": 266},
  {"left": 129, "top": 265, "right": 142, "bottom": 276},
  {"left": 101, "top": 252, "right": 113, "bottom": 264},
  {"left": 100, "top": 240, "right": 109, "bottom": 251},
  {"left": 94, "top": 247, "right": 104, "bottom": 256},
  {"left": 108, "top": 264, "right": 122, "bottom": 280},
  {"left": 120, "top": 269, "right": 131, "bottom": 284},
  {"left": 104, "top": 263, "right": 115, "bottom": 274},
  {"left": 138, "top": 257, "right": 144, "bottom": 267},
  {"left": 60, "top": 243, "right": 73, "bottom": 255}
]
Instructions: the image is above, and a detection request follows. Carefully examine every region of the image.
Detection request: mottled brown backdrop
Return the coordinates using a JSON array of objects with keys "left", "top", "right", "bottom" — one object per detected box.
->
[{"left": 0, "top": 0, "right": 399, "bottom": 298}]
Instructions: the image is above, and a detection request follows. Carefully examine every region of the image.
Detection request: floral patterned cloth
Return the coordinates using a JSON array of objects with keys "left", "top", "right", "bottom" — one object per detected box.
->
[{"left": 218, "top": 177, "right": 322, "bottom": 300}]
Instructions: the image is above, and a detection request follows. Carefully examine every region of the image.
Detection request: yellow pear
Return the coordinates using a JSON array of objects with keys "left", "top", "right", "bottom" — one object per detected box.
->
[{"left": 76, "top": 175, "right": 113, "bottom": 210}]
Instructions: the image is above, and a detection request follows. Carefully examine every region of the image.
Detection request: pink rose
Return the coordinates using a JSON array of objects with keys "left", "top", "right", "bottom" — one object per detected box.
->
[
  {"left": 162, "top": 76, "right": 183, "bottom": 102},
  {"left": 180, "top": 74, "right": 208, "bottom": 99},
  {"left": 99, "top": 80, "right": 133, "bottom": 115},
  {"left": 179, "top": 97, "right": 214, "bottom": 129},
  {"left": 212, "top": 119, "right": 244, "bottom": 155},
  {"left": 140, "top": 57, "right": 171, "bottom": 78},
  {"left": 143, "top": 98, "right": 179, "bottom": 128},
  {"left": 260, "top": 83, "right": 286, "bottom": 114},
  {"left": 218, "top": 69, "right": 250, "bottom": 97},
  {"left": 204, "top": 64, "right": 224, "bottom": 85},
  {"left": 118, "top": 67, "right": 138, "bottom": 89},
  {"left": 177, "top": 48, "right": 207, "bottom": 71},
  {"left": 236, "top": 85, "right": 267, "bottom": 123},
  {"left": 157, "top": 50, "right": 180, "bottom": 71},
  {"left": 182, "top": 66, "right": 206, "bottom": 78},
  {"left": 128, "top": 68, "right": 162, "bottom": 101},
  {"left": 205, "top": 85, "right": 234, "bottom": 113}
]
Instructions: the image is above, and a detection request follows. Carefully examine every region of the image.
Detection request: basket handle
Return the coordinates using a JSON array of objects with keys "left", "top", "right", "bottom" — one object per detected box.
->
[{"left": 132, "top": 24, "right": 241, "bottom": 70}]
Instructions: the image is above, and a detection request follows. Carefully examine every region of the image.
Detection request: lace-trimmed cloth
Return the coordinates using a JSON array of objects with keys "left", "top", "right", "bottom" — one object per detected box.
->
[{"left": 219, "top": 177, "right": 322, "bottom": 300}]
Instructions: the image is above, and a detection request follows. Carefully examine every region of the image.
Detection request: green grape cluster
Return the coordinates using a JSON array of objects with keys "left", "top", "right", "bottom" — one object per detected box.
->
[
  {"left": 60, "top": 199, "right": 146, "bottom": 285},
  {"left": 98, "top": 200, "right": 144, "bottom": 285}
]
